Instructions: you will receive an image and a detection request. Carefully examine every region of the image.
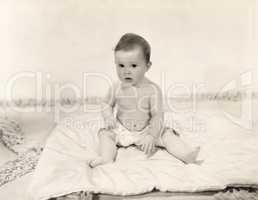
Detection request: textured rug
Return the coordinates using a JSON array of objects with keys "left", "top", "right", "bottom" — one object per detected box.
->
[
  {"left": 214, "top": 188, "right": 258, "bottom": 200},
  {"left": 0, "top": 147, "right": 42, "bottom": 187},
  {"left": 53, "top": 189, "right": 258, "bottom": 200}
]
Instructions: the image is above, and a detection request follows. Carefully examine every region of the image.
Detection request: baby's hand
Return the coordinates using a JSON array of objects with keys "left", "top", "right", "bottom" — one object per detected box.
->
[
  {"left": 138, "top": 135, "right": 157, "bottom": 157},
  {"left": 104, "top": 116, "right": 116, "bottom": 130}
]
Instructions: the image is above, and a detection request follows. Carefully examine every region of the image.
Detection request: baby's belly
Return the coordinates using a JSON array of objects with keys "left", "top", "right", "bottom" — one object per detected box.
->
[{"left": 117, "top": 112, "right": 149, "bottom": 131}]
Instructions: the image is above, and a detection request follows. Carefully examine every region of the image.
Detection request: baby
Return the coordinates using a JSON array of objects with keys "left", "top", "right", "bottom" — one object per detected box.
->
[{"left": 90, "top": 33, "right": 199, "bottom": 167}]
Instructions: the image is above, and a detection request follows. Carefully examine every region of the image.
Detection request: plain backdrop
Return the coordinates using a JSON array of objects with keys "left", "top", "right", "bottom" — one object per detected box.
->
[{"left": 0, "top": 0, "right": 257, "bottom": 100}]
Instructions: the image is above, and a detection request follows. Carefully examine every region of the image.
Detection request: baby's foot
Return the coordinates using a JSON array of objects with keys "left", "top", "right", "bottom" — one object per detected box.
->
[
  {"left": 184, "top": 146, "right": 200, "bottom": 164},
  {"left": 89, "top": 157, "right": 114, "bottom": 168},
  {"left": 89, "top": 157, "right": 105, "bottom": 168}
]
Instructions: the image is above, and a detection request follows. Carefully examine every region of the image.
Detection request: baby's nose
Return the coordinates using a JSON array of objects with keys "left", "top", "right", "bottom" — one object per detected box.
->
[{"left": 124, "top": 68, "right": 131, "bottom": 74}]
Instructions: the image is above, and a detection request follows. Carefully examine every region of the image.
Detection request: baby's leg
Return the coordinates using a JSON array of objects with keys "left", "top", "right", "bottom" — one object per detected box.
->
[
  {"left": 161, "top": 129, "right": 200, "bottom": 164},
  {"left": 90, "top": 129, "right": 117, "bottom": 167}
]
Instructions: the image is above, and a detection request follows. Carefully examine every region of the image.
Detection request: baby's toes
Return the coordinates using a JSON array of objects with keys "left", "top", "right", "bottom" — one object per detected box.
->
[
  {"left": 89, "top": 157, "right": 103, "bottom": 168},
  {"left": 194, "top": 146, "right": 200, "bottom": 157},
  {"left": 184, "top": 146, "right": 201, "bottom": 164},
  {"left": 190, "top": 147, "right": 201, "bottom": 162}
]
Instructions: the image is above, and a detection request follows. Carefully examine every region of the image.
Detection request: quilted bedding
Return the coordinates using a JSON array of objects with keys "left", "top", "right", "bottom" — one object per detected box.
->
[{"left": 27, "top": 111, "right": 258, "bottom": 200}]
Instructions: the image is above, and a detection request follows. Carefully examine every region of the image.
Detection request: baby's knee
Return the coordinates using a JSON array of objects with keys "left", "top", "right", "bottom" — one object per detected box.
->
[
  {"left": 163, "top": 128, "right": 179, "bottom": 138},
  {"left": 161, "top": 128, "right": 171, "bottom": 140},
  {"left": 159, "top": 128, "right": 179, "bottom": 146},
  {"left": 99, "top": 128, "right": 116, "bottom": 141}
]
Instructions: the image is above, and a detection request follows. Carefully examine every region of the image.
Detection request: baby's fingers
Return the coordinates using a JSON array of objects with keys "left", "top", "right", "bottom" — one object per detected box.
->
[
  {"left": 147, "top": 144, "right": 157, "bottom": 157},
  {"left": 141, "top": 143, "right": 148, "bottom": 154},
  {"left": 145, "top": 144, "right": 151, "bottom": 154},
  {"left": 148, "top": 144, "right": 155, "bottom": 156},
  {"left": 143, "top": 143, "right": 151, "bottom": 155},
  {"left": 141, "top": 143, "right": 146, "bottom": 152}
]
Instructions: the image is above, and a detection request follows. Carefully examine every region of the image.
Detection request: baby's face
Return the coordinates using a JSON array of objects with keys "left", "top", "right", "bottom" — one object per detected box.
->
[{"left": 115, "top": 46, "right": 151, "bottom": 86}]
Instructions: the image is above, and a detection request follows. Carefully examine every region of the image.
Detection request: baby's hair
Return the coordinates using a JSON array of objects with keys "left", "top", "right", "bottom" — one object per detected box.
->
[{"left": 114, "top": 33, "right": 151, "bottom": 63}]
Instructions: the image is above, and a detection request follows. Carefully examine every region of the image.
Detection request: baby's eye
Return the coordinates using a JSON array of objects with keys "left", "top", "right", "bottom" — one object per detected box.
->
[
  {"left": 131, "top": 64, "right": 137, "bottom": 68},
  {"left": 119, "top": 64, "right": 124, "bottom": 68}
]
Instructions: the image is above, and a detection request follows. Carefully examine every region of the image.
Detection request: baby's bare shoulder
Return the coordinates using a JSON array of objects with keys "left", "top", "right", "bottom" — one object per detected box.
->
[{"left": 143, "top": 80, "right": 162, "bottom": 96}]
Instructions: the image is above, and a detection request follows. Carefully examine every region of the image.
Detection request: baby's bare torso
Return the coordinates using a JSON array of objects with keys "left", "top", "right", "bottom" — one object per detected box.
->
[{"left": 115, "top": 80, "right": 158, "bottom": 131}]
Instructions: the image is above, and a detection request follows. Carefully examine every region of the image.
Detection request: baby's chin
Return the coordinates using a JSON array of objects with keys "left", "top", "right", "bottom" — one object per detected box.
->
[{"left": 121, "top": 81, "right": 134, "bottom": 87}]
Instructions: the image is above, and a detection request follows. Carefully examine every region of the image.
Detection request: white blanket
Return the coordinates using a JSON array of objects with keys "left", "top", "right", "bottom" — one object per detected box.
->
[{"left": 27, "top": 112, "right": 258, "bottom": 200}]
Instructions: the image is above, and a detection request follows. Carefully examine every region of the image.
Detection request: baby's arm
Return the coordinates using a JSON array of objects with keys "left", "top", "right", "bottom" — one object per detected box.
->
[
  {"left": 138, "top": 84, "right": 163, "bottom": 156},
  {"left": 148, "top": 84, "right": 164, "bottom": 139},
  {"left": 101, "top": 84, "right": 117, "bottom": 129}
]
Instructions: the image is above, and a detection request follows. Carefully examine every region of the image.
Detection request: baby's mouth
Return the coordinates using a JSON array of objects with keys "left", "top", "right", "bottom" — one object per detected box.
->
[{"left": 124, "top": 77, "right": 133, "bottom": 82}]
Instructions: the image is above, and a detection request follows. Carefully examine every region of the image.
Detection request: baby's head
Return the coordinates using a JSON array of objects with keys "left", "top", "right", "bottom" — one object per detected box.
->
[{"left": 114, "top": 33, "right": 152, "bottom": 85}]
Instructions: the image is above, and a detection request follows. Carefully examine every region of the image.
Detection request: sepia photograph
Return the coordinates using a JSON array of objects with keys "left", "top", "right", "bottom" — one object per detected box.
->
[{"left": 0, "top": 0, "right": 258, "bottom": 199}]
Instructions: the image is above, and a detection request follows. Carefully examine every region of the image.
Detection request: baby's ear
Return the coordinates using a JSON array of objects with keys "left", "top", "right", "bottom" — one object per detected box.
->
[{"left": 147, "top": 61, "right": 152, "bottom": 70}]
